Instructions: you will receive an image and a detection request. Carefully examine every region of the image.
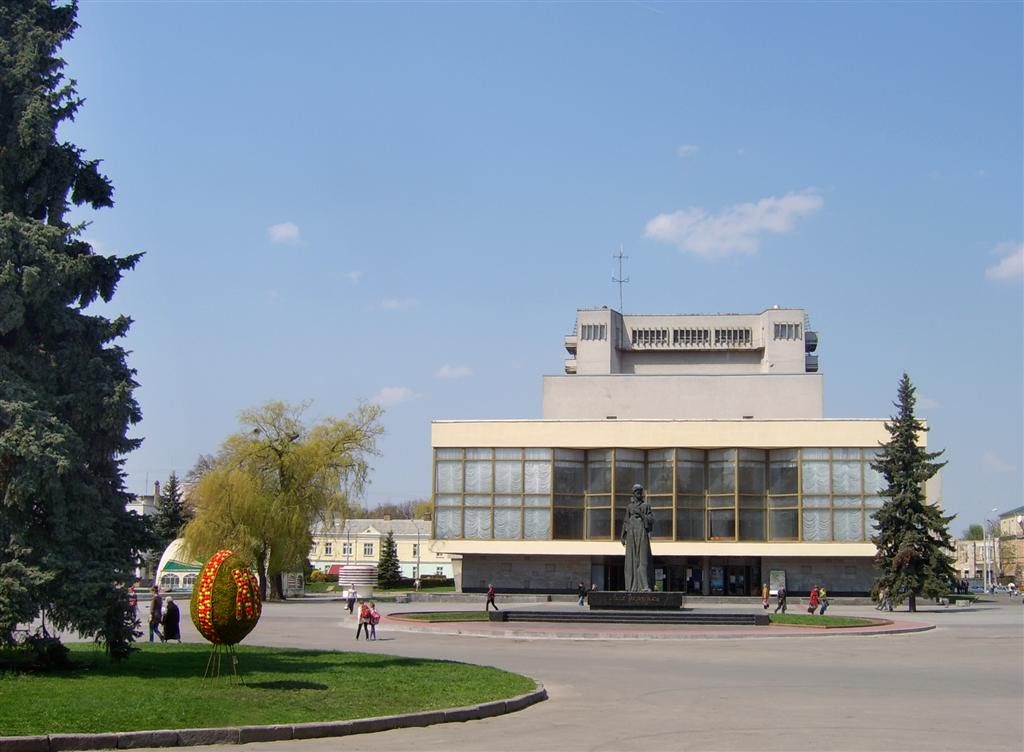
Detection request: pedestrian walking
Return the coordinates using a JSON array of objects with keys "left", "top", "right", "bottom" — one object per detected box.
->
[
  {"left": 485, "top": 583, "right": 499, "bottom": 611},
  {"left": 774, "top": 586, "right": 787, "bottom": 614},
  {"left": 162, "top": 596, "right": 181, "bottom": 642},
  {"left": 414, "top": 577, "right": 421, "bottom": 592},
  {"left": 345, "top": 584, "right": 357, "bottom": 615},
  {"left": 875, "top": 586, "right": 886, "bottom": 610},
  {"left": 577, "top": 581, "right": 587, "bottom": 607},
  {"left": 808, "top": 586, "right": 820, "bottom": 614},
  {"left": 148, "top": 586, "right": 164, "bottom": 642},
  {"left": 368, "top": 602, "right": 380, "bottom": 640},
  {"left": 127, "top": 583, "right": 139, "bottom": 620},
  {"left": 761, "top": 582, "right": 770, "bottom": 609},
  {"left": 356, "top": 601, "right": 371, "bottom": 640},
  {"left": 818, "top": 585, "right": 829, "bottom": 615}
]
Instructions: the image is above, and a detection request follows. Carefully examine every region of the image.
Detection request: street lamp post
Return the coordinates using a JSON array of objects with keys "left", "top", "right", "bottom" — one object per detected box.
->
[{"left": 985, "top": 508, "right": 999, "bottom": 592}]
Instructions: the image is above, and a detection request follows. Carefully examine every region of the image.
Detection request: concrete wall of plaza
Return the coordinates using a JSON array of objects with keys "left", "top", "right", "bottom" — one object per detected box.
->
[
  {"left": 430, "top": 419, "right": 911, "bottom": 597},
  {"left": 436, "top": 541, "right": 878, "bottom": 596}
]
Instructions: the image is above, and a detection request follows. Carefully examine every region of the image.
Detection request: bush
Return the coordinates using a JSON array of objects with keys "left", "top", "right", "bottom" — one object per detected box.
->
[
  {"left": 24, "top": 631, "right": 72, "bottom": 671},
  {"left": 308, "top": 569, "right": 326, "bottom": 583},
  {"left": 418, "top": 575, "right": 454, "bottom": 588}
]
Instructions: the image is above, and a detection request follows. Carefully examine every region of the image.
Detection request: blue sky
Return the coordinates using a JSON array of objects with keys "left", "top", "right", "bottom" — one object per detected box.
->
[{"left": 65, "top": 1, "right": 1022, "bottom": 533}]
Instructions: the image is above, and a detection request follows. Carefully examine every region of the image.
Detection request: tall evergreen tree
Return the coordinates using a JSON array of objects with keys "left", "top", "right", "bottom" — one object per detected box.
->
[
  {"left": 871, "top": 374, "right": 955, "bottom": 612},
  {"left": 377, "top": 531, "right": 401, "bottom": 588},
  {"left": 153, "top": 471, "right": 188, "bottom": 551},
  {"left": 0, "top": 1, "right": 145, "bottom": 658}
]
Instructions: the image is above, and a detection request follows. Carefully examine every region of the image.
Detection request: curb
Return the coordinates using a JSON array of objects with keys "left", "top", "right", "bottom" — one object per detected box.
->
[
  {"left": 381, "top": 620, "right": 936, "bottom": 641},
  {"left": 0, "top": 687, "right": 547, "bottom": 752}
]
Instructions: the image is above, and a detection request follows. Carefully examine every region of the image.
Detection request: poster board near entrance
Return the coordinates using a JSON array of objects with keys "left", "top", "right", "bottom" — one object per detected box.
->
[{"left": 769, "top": 569, "right": 786, "bottom": 596}]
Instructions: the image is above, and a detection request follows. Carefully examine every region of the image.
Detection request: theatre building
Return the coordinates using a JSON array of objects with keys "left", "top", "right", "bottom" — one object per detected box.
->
[{"left": 430, "top": 306, "right": 937, "bottom": 596}]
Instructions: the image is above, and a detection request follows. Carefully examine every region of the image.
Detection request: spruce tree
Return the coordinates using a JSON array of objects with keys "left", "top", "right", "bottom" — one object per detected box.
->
[
  {"left": 377, "top": 531, "right": 401, "bottom": 588},
  {"left": 0, "top": 1, "right": 145, "bottom": 658},
  {"left": 871, "top": 374, "right": 956, "bottom": 612},
  {"left": 153, "top": 471, "right": 188, "bottom": 551}
]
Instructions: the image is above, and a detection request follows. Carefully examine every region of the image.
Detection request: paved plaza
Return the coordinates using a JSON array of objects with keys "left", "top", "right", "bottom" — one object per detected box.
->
[{"left": 113, "top": 594, "right": 1024, "bottom": 752}]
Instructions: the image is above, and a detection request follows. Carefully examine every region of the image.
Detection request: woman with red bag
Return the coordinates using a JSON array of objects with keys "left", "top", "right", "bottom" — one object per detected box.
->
[{"left": 356, "top": 601, "right": 372, "bottom": 640}]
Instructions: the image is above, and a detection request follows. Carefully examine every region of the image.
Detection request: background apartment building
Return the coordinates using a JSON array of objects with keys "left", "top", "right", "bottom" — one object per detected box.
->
[{"left": 309, "top": 517, "right": 453, "bottom": 580}]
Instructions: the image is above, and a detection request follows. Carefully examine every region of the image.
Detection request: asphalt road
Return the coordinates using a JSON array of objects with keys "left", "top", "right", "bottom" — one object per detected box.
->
[{"left": 135, "top": 596, "right": 1024, "bottom": 752}]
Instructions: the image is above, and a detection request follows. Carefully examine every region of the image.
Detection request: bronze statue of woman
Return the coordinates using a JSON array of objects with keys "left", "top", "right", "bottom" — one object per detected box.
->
[{"left": 621, "top": 483, "right": 654, "bottom": 592}]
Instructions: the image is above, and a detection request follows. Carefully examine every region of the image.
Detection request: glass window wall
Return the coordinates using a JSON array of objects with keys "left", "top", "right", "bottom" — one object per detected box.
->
[{"left": 432, "top": 445, "right": 892, "bottom": 544}]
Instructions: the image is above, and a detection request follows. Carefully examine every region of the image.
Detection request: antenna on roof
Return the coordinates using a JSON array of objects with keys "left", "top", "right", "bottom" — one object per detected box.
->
[{"left": 612, "top": 245, "right": 629, "bottom": 313}]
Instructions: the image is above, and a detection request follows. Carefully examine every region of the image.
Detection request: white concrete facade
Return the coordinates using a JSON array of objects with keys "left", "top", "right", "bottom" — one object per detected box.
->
[{"left": 542, "top": 374, "right": 823, "bottom": 420}]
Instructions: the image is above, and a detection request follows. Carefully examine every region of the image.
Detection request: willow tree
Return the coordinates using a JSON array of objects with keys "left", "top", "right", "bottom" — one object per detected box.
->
[
  {"left": 182, "top": 401, "right": 383, "bottom": 600},
  {"left": 0, "top": 0, "right": 146, "bottom": 659},
  {"left": 871, "top": 374, "right": 955, "bottom": 612}
]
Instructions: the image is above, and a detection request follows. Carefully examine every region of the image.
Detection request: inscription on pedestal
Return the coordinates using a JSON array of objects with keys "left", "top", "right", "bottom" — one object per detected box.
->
[{"left": 587, "top": 591, "right": 683, "bottom": 610}]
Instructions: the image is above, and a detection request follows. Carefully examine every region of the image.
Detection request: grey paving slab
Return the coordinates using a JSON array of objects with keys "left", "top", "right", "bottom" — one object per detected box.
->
[{"left": 22, "top": 596, "right": 1024, "bottom": 752}]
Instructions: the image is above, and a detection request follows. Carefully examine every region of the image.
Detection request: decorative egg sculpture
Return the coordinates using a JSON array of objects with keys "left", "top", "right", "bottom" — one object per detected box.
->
[{"left": 190, "top": 549, "right": 262, "bottom": 645}]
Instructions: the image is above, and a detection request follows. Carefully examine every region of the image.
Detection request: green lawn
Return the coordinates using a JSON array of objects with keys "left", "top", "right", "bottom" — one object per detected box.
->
[
  {"left": 769, "top": 613, "right": 879, "bottom": 627},
  {"left": 0, "top": 643, "right": 536, "bottom": 736},
  {"left": 397, "top": 611, "right": 491, "bottom": 622}
]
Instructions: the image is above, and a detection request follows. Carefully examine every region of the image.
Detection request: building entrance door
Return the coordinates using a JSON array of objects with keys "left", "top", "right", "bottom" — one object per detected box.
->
[
  {"left": 603, "top": 562, "right": 624, "bottom": 591},
  {"left": 726, "top": 565, "right": 747, "bottom": 596}
]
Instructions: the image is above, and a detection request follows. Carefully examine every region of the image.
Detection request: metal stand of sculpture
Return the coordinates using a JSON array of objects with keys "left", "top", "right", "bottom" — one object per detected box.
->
[
  {"left": 621, "top": 484, "right": 654, "bottom": 592},
  {"left": 190, "top": 549, "right": 262, "bottom": 684}
]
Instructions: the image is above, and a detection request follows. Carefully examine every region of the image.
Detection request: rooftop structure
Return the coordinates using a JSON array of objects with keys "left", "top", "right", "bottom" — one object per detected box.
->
[{"left": 546, "top": 307, "right": 822, "bottom": 420}]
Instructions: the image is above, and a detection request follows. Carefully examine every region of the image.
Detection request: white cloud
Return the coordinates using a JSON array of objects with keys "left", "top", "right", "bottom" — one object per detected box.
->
[
  {"left": 981, "top": 451, "right": 1015, "bottom": 474},
  {"left": 371, "top": 386, "right": 418, "bottom": 408},
  {"left": 676, "top": 144, "right": 699, "bottom": 158},
  {"left": 380, "top": 297, "right": 417, "bottom": 311},
  {"left": 267, "top": 222, "right": 301, "bottom": 245},
  {"left": 644, "top": 189, "right": 824, "bottom": 258},
  {"left": 984, "top": 241, "right": 1023, "bottom": 282},
  {"left": 917, "top": 394, "right": 940, "bottom": 409},
  {"left": 437, "top": 364, "right": 473, "bottom": 380},
  {"left": 344, "top": 271, "right": 363, "bottom": 284}
]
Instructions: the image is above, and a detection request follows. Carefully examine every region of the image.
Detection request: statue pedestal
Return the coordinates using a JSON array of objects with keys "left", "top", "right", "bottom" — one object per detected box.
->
[{"left": 587, "top": 591, "right": 683, "bottom": 610}]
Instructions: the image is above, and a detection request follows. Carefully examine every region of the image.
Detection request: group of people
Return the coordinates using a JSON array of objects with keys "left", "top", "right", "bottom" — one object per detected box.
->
[
  {"left": 875, "top": 586, "right": 894, "bottom": 611},
  {"left": 807, "top": 585, "right": 829, "bottom": 615},
  {"left": 576, "top": 581, "right": 598, "bottom": 606},
  {"left": 770, "top": 584, "right": 828, "bottom": 615},
  {"left": 144, "top": 585, "right": 181, "bottom": 642},
  {"left": 344, "top": 584, "right": 381, "bottom": 640}
]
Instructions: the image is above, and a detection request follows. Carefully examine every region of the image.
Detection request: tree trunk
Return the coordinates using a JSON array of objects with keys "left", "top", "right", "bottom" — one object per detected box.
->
[
  {"left": 268, "top": 572, "right": 286, "bottom": 601},
  {"left": 257, "top": 549, "right": 270, "bottom": 602},
  {"left": 908, "top": 593, "right": 917, "bottom": 612}
]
